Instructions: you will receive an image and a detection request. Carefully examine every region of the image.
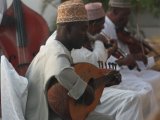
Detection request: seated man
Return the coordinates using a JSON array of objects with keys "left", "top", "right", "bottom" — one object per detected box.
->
[
  {"left": 102, "top": 0, "right": 160, "bottom": 108},
  {"left": 25, "top": 1, "right": 114, "bottom": 120},
  {"left": 71, "top": 2, "right": 157, "bottom": 120}
]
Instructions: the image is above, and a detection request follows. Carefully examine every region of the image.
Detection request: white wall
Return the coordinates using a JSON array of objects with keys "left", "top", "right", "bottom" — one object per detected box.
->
[
  {"left": 138, "top": 12, "right": 160, "bottom": 38},
  {"left": 7, "top": 0, "right": 61, "bottom": 31},
  {"left": 129, "top": 11, "right": 160, "bottom": 39}
]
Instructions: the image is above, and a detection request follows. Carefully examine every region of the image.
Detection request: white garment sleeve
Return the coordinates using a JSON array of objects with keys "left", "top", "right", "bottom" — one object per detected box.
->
[
  {"left": 147, "top": 56, "right": 155, "bottom": 68},
  {"left": 71, "top": 41, "right": 108, "bottom": 68},
  {"left": 56, "top": 68, "right": 87, "bottom": 100},
  {"left": 136, "top": 56, "right": 155, "bottom": 70},
  {"left": 54, "top": 55, "right": 87, "bottom": 100},
  {"left": 93, "top": 41, "right": 108, "bottom": 63},
  {"left": 101, "top": 16, "right": 118, "bottom": 40}
]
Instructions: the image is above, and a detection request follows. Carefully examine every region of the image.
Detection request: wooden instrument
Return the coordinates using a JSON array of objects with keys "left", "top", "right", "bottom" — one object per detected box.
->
[
  {"left": 47, "top": 63, "right": 121, "bottom": 120},
  {"left": 100, "top": 31, "right": 126, "bottom": 58},
  {"left": 0, "top": 0, "right": 49, "bottom": 75},
  {"left": 116, "top": 28, "right": 159, "bottom": 55}
]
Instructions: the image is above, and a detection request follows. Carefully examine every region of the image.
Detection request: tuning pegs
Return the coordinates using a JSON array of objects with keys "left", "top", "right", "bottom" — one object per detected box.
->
[
  {"left": 97, "top": 60, "right": 104, "bottom": 69},
  {"left": 108, "top": 62, "right": 117, "bottom": 70},
  {"left": 97, "top": 61, "right": 117, "bottom": 70}
]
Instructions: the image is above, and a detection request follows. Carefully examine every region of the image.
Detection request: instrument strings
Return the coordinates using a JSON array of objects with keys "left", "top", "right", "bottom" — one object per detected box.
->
[{"left": 101, "top": 31, "right": 127, "bottom": 57}]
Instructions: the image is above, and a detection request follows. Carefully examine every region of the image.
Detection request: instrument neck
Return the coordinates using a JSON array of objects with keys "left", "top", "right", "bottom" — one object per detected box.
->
[{"left": 13, "top": 0, "right": 27, "bottom": 47}]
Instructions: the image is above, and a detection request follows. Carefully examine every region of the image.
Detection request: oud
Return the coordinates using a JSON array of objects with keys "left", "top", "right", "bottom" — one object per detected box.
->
[{"left": 47, "top": 62, "right": 121, "bottom": 120}]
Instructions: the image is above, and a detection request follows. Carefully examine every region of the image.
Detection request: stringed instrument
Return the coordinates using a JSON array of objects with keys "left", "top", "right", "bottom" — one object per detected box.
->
[
  {"left": 0, "top": 0, "right": 49, "bottom": 75},
  {"left": 116, "top": 28, "right": 159, "bottom": 55},
  {"left": 47, "top": 63, "right": 121, "bottom": 120},
  {"left": 99, "top": 31, "right": 127, "bottom": 59}
]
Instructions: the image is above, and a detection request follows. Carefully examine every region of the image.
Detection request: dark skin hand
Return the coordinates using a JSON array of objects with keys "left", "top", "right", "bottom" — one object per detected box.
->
[
  {"left": 108, "top": 40, "right": 118, "bottom": 57},
  {"left": 116, "top": 53, "right": 148, "bottom": 70},
  {"left": 76, "top": 84, "right": 95, "bottom": 106},
  {"left": 95, "top": 34, "right": 118, "bottom": 57},
  {"left": 116, "top": 54, "right": 138, "bottom": 69},
  {"left": 76, "top": 70, "right": 122, "bottom": 106},
  {"left": 133, "top": 53, "right": 148, "bottom": 65}
]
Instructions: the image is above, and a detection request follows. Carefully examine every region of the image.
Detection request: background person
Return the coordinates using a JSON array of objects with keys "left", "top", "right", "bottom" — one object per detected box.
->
[
  {"left": 71, "top": 2, "right": 149, "bottom": 120},
  {"left": 101, "top": 0, "right": 159, "bottom": 118}
]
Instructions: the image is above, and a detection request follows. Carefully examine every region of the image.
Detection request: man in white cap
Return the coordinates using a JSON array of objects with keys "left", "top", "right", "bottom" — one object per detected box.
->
[
  {"left": 71, "top": 2, "right": 157, "bottom": 120},
  {"left": 71, "top": 2, "right": 109, "bottom": 67},
  {"left": 25, "top": 0, "right": 113, "bottom": 120},
  {"left": 102, "top": 0, "right": 160, "bottom": 119}
]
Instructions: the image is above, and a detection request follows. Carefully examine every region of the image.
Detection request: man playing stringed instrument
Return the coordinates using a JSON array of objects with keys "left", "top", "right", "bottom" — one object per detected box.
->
[
  {"left": 102, "top": 0, "right": 160, "bottom": 70},
  {"left": 101, "top": 0, "right": 160, "bottom": 118},
  {"left": 71, "top": 2, "right": 157, "bottom": 120},
  {"left": 25, "top": 0, "right": 120, "bottom": 120}
]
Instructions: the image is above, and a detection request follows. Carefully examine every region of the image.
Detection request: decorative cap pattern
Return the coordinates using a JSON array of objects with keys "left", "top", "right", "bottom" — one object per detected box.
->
[
  {"left": 85, "top": 2, "right": 105, "bottom": 21},
  {"left": 109, "top": 0, "right": 131, "bottom": 8},
  {"left": 57, "top": 0, "right": 88, "bottom": 23}
]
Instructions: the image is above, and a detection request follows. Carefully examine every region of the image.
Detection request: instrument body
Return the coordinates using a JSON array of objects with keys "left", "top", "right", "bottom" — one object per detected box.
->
[
  {"left": 48, "top": 63, "right": 121, "bottom": 120},
  {"left": 0, "top": 0, "right": 49, "bottom": 75},
  {"left": 99, "top": 31, "right": 126, "bottom": 58},
  {"left": 116, "top": 29, "right": 158, "bottom": 55}
]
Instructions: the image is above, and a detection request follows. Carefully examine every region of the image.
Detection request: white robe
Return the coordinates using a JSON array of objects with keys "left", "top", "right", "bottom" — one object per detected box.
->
[
  {"left": 71, "top": 37, "right": 156, "bottom": 120},
  {"left": 1, "top": 55, "right": 28, "bottom": 120},
  {"left": 102, "top": 15, "right": 159, "bottom": 117},
  {"left": 27, "top": 33, "right": 113, "bottom": 120}
]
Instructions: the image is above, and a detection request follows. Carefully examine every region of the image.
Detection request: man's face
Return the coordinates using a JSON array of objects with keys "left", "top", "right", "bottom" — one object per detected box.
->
[
  {"left": 68, "top": 21, "right": 89, "bottom": 49},
  {"left": 115, "top": 8, "right": 131, "bottom": 28},
  {"left": 90, "top": 17, "right": 105, "bottom": 35}
]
